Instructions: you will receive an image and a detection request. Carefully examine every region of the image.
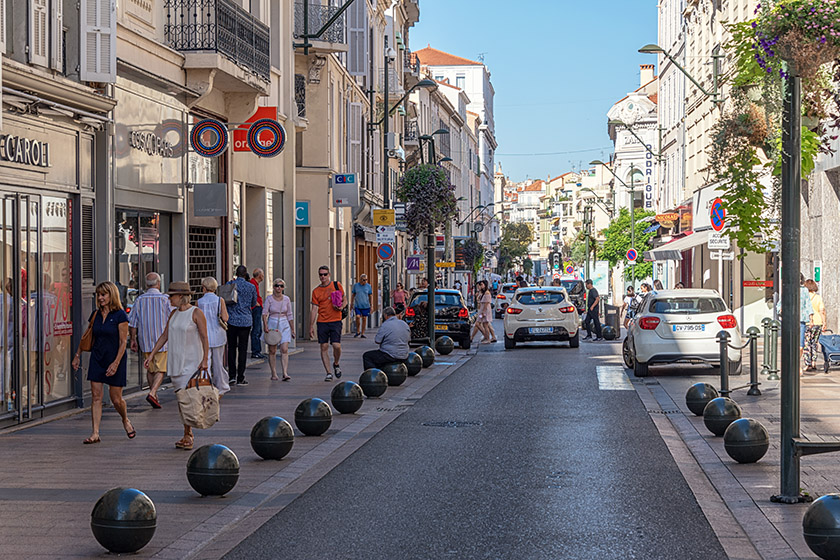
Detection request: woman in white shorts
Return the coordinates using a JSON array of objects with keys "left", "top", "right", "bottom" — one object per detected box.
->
[{"left": 263, "top": 279, "right": 295, "bottom": 380}]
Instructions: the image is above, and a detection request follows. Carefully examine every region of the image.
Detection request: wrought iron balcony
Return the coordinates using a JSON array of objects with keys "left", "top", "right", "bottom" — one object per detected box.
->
[
  {"left": 404, "top": 120, "right": 419, "bottom": 146},
  {"left": 294, "top": 2, "right": 346, "bottom": 45},
  {"left": 165, "top": 0, "right": 271, "bottom": 82},
  {"left": 295, "top": 74, "right": 306, "bottom": 119},
  {"left": 404, "top": 50, "right": 419, "bottom": 75}
]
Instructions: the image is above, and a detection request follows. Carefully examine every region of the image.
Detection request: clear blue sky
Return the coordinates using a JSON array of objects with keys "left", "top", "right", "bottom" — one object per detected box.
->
[{"left": 411, "top": 1, "right": 659, "bottom": 183}]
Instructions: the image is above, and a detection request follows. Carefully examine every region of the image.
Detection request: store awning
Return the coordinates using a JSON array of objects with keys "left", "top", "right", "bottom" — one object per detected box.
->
[{"left": 644, "top": 230, "right": 711, "bottom": 261}]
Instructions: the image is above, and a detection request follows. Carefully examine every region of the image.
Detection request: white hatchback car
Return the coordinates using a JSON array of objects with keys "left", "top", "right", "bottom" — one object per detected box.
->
[
  {"left": 494, "top": 282, "right": 519, "bottom": 318},
  {"left": 626, "top": 289, "right": 742, "bottom": 377},
  {"left": 503, "top": 286, "right": 580, "bottom": 349}
]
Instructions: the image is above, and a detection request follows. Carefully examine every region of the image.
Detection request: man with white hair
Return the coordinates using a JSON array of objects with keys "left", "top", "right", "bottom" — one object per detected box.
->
[{"left": 128, "top": 272, "right": 173, "bottom": 408}]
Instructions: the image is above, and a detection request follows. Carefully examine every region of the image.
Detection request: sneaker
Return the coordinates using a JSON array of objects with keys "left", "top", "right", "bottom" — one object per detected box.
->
[
  {"left": 595, "top": 337, "right": 604, "bottom": 341},
  {"left": 353, "top": 333, "right": 360, "bottom": 338},
  {"left": 360, "top": 334, "right": 366, "bottom": 339},
  {"left": 581, "top": 336, "right": 591, "bottom": 340},
  {"left": 238, "top": 379, "right": 249, "bottom": 386},
  {"left": 324, "top": 373, "right": 333, "bottom": 382},
  {"left": 334, "top": 364, "right": 342, "bottom": 379},
  {"left": 252, "top": 353, "right": 264, "bottom": 359},
  {"left": 229, "top": 379, "right": 237, "bottom": 386}
]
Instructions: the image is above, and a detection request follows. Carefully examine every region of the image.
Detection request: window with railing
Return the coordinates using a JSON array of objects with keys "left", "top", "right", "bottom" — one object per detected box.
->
[
  {"left": 165, "top": 0, "right": 271, "bottom": 81},
  {"left": 295, "top": 74, "right": 307, "bottom": 118},
  {"left": 404, "top": 120, "right": 419, "bottom": 144},
  {"left": 293, "top": 1, "right": 346, "bottom": 44},
  {"left": 403, "top": 50, "right": 419, "bottom": 74},
  {"left": 438, "top": 122, "right": 450, "bottom": 158}
]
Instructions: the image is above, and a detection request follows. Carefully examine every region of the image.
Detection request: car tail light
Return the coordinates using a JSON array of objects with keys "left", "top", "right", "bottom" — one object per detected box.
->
[
  {"left": 458, "top": 308, "right": 469, "bottom": 319},
  {"left": 405, "top": 307, "right": 415, "bottom": 318},
  {"left": 506, "top": 307, "right": 523, "bottom": 315},
  {"left": 717, "top": 314, "right": 737, "bottom": 329},
  {"left": 559, "top": 305, "right": 576, "bottom": 313},
  {"left": 496, "top": 294, "right": 506, "bottom": 299},
  {"left": 639, "top": 317, "right": 660, "bottom": 330}
]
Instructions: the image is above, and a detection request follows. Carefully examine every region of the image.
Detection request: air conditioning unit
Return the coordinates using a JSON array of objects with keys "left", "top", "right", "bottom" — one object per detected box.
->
[{"left": 387, "top": 145, "right": 405, "bottom": 161}]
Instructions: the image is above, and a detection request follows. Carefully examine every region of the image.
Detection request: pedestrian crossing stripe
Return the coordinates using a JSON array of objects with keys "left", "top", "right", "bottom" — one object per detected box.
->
[{"left": 597, "top": 366, "right": 634, "bottom": 391}]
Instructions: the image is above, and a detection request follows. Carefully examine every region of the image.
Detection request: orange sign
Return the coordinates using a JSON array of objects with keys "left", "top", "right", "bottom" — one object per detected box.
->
[
  {"left": 234, "top": 106, "right": 278, "bottom": 152},
  {"left": 656, "top": 213, "right": 679, "bottom": 223}
]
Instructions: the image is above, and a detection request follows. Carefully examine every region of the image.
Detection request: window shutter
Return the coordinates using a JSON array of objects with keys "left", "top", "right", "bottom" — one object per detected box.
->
[
  {"left": 81, "top": 201, "right": 95, "bottom": 281},
  {"left": 50, "top": 0, "right": 63, "bottom": 71},
  {"left": 0, "top": 0, "right": 7, "bottom": 52},
  {"left": 346, "top": 0, "right": 367, "bottom": 76},
  {"left": 29, "top": 0, "right": 48, "bottom": 67},
  {"left": 80, "top": 0, "right": 116, "bottom": 82},
  {"left": 350, "top": 102, "right": 362, "bottom": 177}
]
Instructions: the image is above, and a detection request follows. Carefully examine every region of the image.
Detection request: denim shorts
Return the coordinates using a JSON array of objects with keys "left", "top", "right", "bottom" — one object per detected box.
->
[{"left": 800, "top": 322, "right": 807, "bottom": 348}]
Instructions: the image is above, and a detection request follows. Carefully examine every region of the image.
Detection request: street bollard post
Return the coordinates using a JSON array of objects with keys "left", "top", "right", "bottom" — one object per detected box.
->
[
  {"left": 768, "top": 319, "right": 781, "bottom": 381},
  {"left": 761, "top": 317, "right": 772, "bottom": 377},
  {"left": 747, "top": 327, "right": 762, "bottom": 396},
  {"left": 718, "top": 331, "right": 730, "bottom": 397}
]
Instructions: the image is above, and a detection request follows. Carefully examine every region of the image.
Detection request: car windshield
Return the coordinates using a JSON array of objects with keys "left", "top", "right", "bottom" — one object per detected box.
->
[
  {"left": 502, "top": 284, "right": 516, "bottom": 293},
  {"left": 560, "top": 281, "right": 584, "bottom": 295},
  {"left": 411, "top": 294, "right": 462, "bottom": 307},
  {"left": 516, "top": 291, "right": 565, "bottom": 305},
  {"left": 649, "top": 297, "right": 726, "bottom": 314}
]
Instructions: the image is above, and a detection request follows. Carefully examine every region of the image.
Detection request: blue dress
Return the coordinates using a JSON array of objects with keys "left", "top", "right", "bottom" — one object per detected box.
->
[{"left": 87, "top": 309, "right": 129, "bottom": 387}]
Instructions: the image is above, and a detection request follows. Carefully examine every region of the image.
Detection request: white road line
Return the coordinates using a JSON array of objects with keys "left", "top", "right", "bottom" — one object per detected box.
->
[{"left": 597, "top": 365, "right": 634, "bottom": 391}]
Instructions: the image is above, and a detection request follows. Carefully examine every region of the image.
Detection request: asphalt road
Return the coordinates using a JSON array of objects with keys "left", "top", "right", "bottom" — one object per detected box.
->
[{"left": 225, "top": 323, "right": 726, "bottom": 560}]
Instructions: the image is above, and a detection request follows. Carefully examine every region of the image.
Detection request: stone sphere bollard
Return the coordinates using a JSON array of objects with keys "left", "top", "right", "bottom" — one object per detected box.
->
[
  {"left": 90, "top": 487, "right": 156, "bottom": 554},
  {"left": 417, "top": 345, "right": 435, "bottom": 368},
  {"left": 359, "top": 368, "right": 388, "bottom": 398},
  {"left": 186, "top": 444, "right": 240, "bottom": 497},
  {"left": 331, "top": 381, "right": 364, "bottom": 414},
  {"left": 686, "top": 383, "right": 720, "bottom": 416},
  {"left": 602, "top": 325, "right": 617, "bottom": 340},
  {"left": 723, "top": 418, "right": 769, "bottom": 463},
  {"left": 435, "top": 336, "right": 455, "bottom": 355},
  {"left": 382, "top": 362, "right": 408, "bottom": 386},
  {"left": 803, "top": 494, "right": 840, "bottom": 559},
  {"left": 703, "top": 397, "right": 742, "bottom": 437},
  {"left": 294, "top": 398, "right": 332, "bottom": 436},
  {"left": 250, "top": 416, "right": 294, "bottom": 460},
  {"left": 405, "top": 352, "right": 422, "bottom": 376}
]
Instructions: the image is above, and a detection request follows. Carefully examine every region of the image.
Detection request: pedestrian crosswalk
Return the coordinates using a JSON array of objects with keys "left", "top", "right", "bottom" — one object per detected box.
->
[{"left": 597, "top": 365, "right": 634, "bottom": 391}]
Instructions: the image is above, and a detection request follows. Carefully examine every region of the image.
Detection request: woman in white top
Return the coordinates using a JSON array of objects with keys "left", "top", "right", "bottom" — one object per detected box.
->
[
  {"left": 196, "top": 277, "right": 231, "bottom": 395},
  {"left": 145, "top": 282, "right": 209, "bottom": 451},
  {"left": 262, "top": 279, "right": 295, "bottom": 381},
  {"left": 621, "top": 286, "right": 636, "bottom": 330}
]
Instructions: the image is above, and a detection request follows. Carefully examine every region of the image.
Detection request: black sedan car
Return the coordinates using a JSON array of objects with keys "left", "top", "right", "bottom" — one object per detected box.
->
[{"left": 405, "top": 289, "right": 473, "bottom": 349}]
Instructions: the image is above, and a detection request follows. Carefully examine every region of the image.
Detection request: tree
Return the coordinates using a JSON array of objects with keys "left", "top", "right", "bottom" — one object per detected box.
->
[
  {"left": 523, "top": 257, "right": 533, "bottom": 276},
  {"left": 599, "top": 208, "right": 657, "bottom": 280}
]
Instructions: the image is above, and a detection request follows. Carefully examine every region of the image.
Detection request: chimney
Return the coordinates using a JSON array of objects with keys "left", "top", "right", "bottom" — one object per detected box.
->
[{"left": 640, "top": 64, "right": 655, "bottom": 87}]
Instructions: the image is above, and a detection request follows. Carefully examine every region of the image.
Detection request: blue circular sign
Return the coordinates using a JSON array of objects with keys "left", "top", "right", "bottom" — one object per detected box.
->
[
  {"left": 627, "top": 248, "right": 638, "bottom": 261},
  {"left": 565, "top": 265, "right": 574, "bottom": 274},
  {"left": 710, "top": 198, "right": 726, "bottom": 232},
  {"left": 378, "top": 243, "right": 394, "bottom": 260}
]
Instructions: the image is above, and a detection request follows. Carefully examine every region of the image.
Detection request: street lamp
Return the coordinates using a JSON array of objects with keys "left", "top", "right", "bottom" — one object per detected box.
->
[
  {"left": 639, "top": 43, "right": 722, "bottom": 104},
  {"left": 419, "top": 128, "right": 449, "bottom": 164},
  {"left": 608, "top": 119, "right": 664, "bottom": 165},
  {"left": 590, "top": 159, "right": 638, "bottom": 286}
]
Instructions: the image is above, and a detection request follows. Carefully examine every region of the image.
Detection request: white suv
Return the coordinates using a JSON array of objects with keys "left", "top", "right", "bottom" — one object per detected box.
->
[
  {"left": 503, "top": 286, "right": 580, "bottom": 349},
  {"left": 626, "top": 289, "right": 742, "bottom": 377}
]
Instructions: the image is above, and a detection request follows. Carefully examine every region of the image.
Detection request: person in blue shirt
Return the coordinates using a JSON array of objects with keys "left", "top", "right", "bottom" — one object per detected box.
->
[
  {"left": 351, "top": 274, "right": 373, "bottom": 338},
  {"left": 225, "top": 265, "right": 257, "bottom": 385}
]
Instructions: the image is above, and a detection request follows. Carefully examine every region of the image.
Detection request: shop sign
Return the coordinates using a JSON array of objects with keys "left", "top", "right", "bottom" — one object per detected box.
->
[
  {"left": 295, "top": 201, "right": 310, "bottom": 227},
  {"left": 655, "top": 213, "right": 679, "bottom": 227},
  {"left": 644, "top": 146, "right": 655, "bottom": 210},
  {"left": 743, "top": 280, "right": 773, "bottom": 288},
  {"left": 129, "top": 130, "right": 174, "bottom": 157},
  {"left": 0, "top": 134, "right": 50, "bottom": 168},
  {"left": 234, "top": 107, "right": 277, "bottom": 152},
  {"left": 193, "top": 183, "right": 227, "bottom": 217}
]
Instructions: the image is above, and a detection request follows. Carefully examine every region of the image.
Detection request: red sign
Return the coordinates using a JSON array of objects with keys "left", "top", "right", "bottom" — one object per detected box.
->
[
  {"left": 710, "top": 198, "right": 726, "bottom": 232},
  {"left": 743, "top": 280, "right": 773, "bottom": 288},
  {"left": 234, "top": 106, "right": 278, "bottom": 152}
]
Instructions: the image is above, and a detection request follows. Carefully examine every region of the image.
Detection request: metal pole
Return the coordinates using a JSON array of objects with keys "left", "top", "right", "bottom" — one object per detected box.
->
[
  {"left": 427, "top": 227, "right": 436, "bottom": 347},
  {"left": 381, "top": 38, "right": 391, "bottom": 310},
  {"left": 630, "top": 163, "right": 636, "bottom": 287},
  {"left": 761, "top": 317, "right": 771, "bottom": 377},
  {"left": 773, "top": 64, "right": 802, "bottom": 504},
  {"left": 718, "top": 331, "right": 730, "bottom": 397},
  {"left": 747, "top": 326, "right": 762, "bottom": 396},
  {"left": 584, "top": 208, "right": 590, "bottom": 280},
  {"left": 769, "top": 319, "right": 781, "bottom": 381}
]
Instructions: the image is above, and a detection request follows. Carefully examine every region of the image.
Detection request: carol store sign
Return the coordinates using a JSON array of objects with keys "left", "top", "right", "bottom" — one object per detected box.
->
[{"left": 0, "top": 134, "right": 50, "bottom": 167}]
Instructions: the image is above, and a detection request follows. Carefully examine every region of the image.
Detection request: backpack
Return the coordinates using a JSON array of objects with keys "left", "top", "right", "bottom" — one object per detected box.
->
[
  {"left": 218, "top": 281, "right": 238, "bottom": 306},
  {"left": 331, "top": 281, "right": 348, "bottom": 318}
]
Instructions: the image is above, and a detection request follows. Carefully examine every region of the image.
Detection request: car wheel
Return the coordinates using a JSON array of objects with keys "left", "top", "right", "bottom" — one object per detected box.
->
[
  {"left": 504, "top": 335, "right": 515, "bottom": 349},
  {"left": 622, "top": 338, "right": 634, "bottom": 369},
  {"left": 569, "top": 330, "right": 580, "bottom": 348},
  {"left": 728, "top": 359, "right": 743, "bottom": 376},
  {"left": 460, "top": 337, "right": 471, "bottom": 350},
  {"left": 633, "top": 359, "right": 649, "bottom": 377}
]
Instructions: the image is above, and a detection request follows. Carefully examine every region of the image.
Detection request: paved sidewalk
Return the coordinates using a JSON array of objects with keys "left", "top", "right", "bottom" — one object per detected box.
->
[{"left": 0, "top": 331, "right": 475, "bottom": 559}]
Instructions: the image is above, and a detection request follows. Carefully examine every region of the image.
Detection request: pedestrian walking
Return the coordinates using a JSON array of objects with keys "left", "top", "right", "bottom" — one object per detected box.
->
[
  {"left": 196, "top": 277, "right": 231, "bottom": 395},
  {"left": 621, "top": 286, "right": 636, "bottom": 330},
  {"left": 72, "top": 281, "right": 135, "bottom": 444},
  {"left": 582, "top": 279, "right": 603, "bottom": 341},
  {"left": 310, "top": 266, "right": 345, "bottom": 381},
  {"left": 363, "top": 307, "right": 411, "bottom": 369},
  {"left": 471, "top": 281, "right": 497, "bottom": 344},
  {"left": 351, "top": 274, "right": 373, "bottom": 338},
  {"left": 491, "top": 278, "right": 499, "bottom": 297},
  {"left": 127, "top": 272, "right": 172, "bottom": 409},
  {"left": 225, "top": 265, "right": 257, "bottom": 386},
  {"left": 804, "top": 279, "right": 825, "bottom": 373},
  {"left": 799, "top": 273, "right": 815, "bottom": 376},
  {"left": 392, "top": 282, "right": 408, "bottom": 316},
  {"left": 653, "top": 279, "right": 664, "bottom": 291},
  {"left": 263, "top": 278, "right": 294, "bottom": 381},
  {"left": 145, "top": 282, "right": 210, "bottom": 450},
  {"left": 250, "top": 268, "right": 265, "bottom": 359}
]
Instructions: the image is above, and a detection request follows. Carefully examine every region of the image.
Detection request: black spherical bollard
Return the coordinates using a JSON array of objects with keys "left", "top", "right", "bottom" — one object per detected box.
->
[
  {"left": 186, "top": 444, "right": 240, "bottom": 496},
  {"left": 703, "top": 397, "right": 742, "bottom": 437},
  {"left": 250, "top": 416, "right": 294, "bottom": 460},
  {"left": 435, "top": 336, "right": 455, "bottom": 355},
  {"left": 382, "top": 362, "right": 408, "bottom": 386},
  {"left": 602, "top": 325, "right": 617, "bottom": 340},
  {"left": 686, "top": 383, "right": 720, "bottom": 416},
  {"left": 417, "top": 345, "right": 435, "bottom": 368},
  {"left": 294, "top": 398, "right": 332, "bottom": 436},
  {"left": 405, "top": 352, "right": 422, "bottom": 376},
  {"left": 723, "top": 418, "right": 769, "bottom": 463},
  {"left": 359, "top": 368, "right": 388, "bottom": 397},
  {"left": 331, "top": 381, "right": 364, "bottom": 414},
  {"left": 803, "top": 494, "right": 840, "bottom": 559},
  {"left": 90, "top": 488, "right": 156, "bottom": 554}
]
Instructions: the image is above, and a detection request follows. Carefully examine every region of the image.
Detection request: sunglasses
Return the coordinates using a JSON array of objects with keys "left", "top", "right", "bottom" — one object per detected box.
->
[
  {"left": 274, "top": 284, "right": 284, "bottom": 288},
  {"left": 319, "top": 273, "right": 329, "bottom": 277}
]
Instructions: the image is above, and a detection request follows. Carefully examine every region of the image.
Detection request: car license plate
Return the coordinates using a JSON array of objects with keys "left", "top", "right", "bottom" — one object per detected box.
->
[
  {"left": 673, "top": 324, "right": 704, "bottom": 332},
  {"left": 435, "top": 324, "right": 447, "bottom": 331},
  {"left": 528, "top": 327, "right": 553, "bottom": 334}
]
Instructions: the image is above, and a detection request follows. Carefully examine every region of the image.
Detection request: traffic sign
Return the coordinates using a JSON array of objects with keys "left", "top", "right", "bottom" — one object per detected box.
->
[
  {"left": 553, "top": 272, "right": 561, "bottom": 280},
  {"left": 565, "top": 265, "right": 574, "bottom": 275},
  {"left": 377, "top": 243, "right": 394, "bottom": 261},
  {"left": 484, "top": 250, "right": 494, "bottom": 259},
  {"left": 372, "top": 209, "right": 395, "bottom": 226},
  {"left": 710, "top": 198, "right": 726, "bottom": 232},
  {"left": 626, "top": 248, "right": 638, "bottom": 262},
  {"left": 710, "top": 250, "right": 735, "bottom": 261},
  {"left": 375, "top": 225, "right": 395, "bottom": 243},
  {"left": 708, "top": 233, "right": 730, "bottom": 250}
]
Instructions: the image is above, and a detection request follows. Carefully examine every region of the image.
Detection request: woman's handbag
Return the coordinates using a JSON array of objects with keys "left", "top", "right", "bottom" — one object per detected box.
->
[
  {"left": 79, "top": 312, "right": 97, "bottom": 352},
  {"left": 217, "top": 299, "right": 228, "bottom": 331},
  {"left": 265, "top": 329, "right": 283, "bottom": 346},
  {"left": 175, "top": 369, "right": 220, "bottom": 429}
]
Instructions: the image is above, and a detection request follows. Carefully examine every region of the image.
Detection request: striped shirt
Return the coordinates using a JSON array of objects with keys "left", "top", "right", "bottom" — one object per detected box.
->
[{"left": 128, "top": 288, "right": 173, "bottom": 352}]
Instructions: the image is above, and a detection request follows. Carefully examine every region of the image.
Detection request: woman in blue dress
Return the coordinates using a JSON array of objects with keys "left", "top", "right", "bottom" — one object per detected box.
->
[{"left": 72, "top": 281, "right": 135, "bottom": 444}]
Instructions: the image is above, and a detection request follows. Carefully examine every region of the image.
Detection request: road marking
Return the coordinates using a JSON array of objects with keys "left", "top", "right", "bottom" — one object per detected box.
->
[{"left": 597, "top": 365, "right": 634, "bottom": 391}]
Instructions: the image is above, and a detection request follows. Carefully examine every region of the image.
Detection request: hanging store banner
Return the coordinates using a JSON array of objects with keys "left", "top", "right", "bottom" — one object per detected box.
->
[
  {"left": 190, "top": 119, "right": 228, "bottom": 158},
  {"left": 193, "top": 183, "right": 227, "bottom": 216}
]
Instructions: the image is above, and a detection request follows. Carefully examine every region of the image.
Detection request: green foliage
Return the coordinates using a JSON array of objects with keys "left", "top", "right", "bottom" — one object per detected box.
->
[
  {"left": 495, "top": 222, "right": 533, "bottom": 274},
  {"left": 570, "top": 234, "right": 587, "bottom": 264},
  {"left": 727, "top": 19, "right": 770, "bottom": 87},
  {"left": 771, "top": 125, "right": 821, "bottom": 177},
  {"left": 600, "top": 208, "right": 656, "bottom": 281},
  {"left": 461, "top": 237, "right": 484, "bottom": 276},
  {"left": 395, "top": 165, "right": 457, "bottom": 238},
  {"left": 523, "top": 257, "right": 533, "bottom": 276}
]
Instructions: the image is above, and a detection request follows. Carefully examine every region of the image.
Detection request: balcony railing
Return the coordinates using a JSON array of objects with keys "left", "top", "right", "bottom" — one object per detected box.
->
[
  {"left": 165, "top": 0, "right": 271, "bottom": 81},
  {"left": 404, "top": 50, "right": 419, "bottom": 75},
  {"left": 404, "top": 120, "right": 419, "bottom": 145},
  {"left": 293, "top": 2, "right": 346, "bottom": 45},
  {"left": 295, "top": 74, "right": 306, "bottom": 119}
]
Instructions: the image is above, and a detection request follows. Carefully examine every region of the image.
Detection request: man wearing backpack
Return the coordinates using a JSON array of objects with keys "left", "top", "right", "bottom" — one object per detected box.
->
[
  {"left": 225, "top": 265, "right": 257, "bottom": 385},
  {"left": 310, "top": 265, "right": 346, "bottom": 381}
]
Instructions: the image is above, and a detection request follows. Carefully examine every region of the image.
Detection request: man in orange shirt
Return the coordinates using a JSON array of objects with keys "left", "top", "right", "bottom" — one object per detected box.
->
[{"left": 310, "top": 266, "right": 345, "bottom": 381}]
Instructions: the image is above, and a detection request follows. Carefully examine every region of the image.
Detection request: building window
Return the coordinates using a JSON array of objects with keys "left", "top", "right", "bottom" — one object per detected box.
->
[{"left": 456, "top": 75, "right": 465, "bottom": 89}]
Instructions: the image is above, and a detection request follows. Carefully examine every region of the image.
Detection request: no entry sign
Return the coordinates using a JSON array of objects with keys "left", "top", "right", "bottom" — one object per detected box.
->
[{"left": 710, "top": 198, "right": 726, "bottom": 232}]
